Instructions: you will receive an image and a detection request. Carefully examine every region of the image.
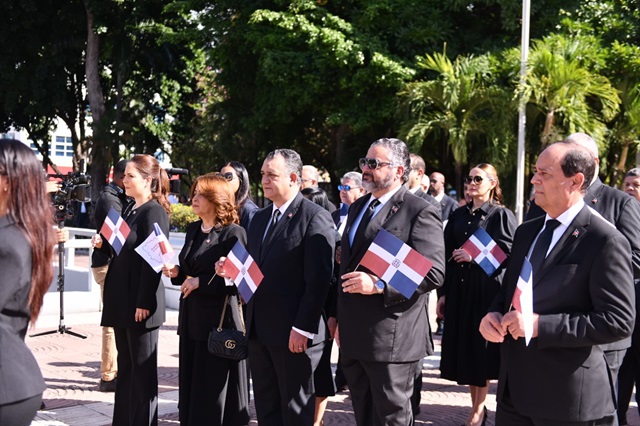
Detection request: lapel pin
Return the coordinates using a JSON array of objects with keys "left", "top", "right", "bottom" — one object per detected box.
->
[
  {"left": 591, "top": 198, "right": 598, "bottom": 204},
  {"left": 287, "top": 212, "right": 293, "bottom": 218},
  {"left": 572, "top": 229, "right": 579, "bottom": 238}
]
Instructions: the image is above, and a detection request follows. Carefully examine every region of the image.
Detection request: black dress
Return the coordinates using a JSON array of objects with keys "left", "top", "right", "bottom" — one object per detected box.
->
[
  {"left": 439, "top": 202, "right": 516, "bottom": 387},
  {"left": 171, "top": 221, "right": 250, "bottom": 426}
]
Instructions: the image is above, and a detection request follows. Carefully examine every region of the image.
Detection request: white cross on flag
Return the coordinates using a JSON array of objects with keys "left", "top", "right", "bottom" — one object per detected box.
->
[
  {"left": 359, "top": 229, "right": 433, "bottom": 299},
  {"left": 461, "top": 227, "right": 507, "bottom": 277},
  {"left": 99, "top": 207, "right": 130, "bottom": 255},
  {"left": 223, "top": 241, "right": 264, "bottom": 302}
]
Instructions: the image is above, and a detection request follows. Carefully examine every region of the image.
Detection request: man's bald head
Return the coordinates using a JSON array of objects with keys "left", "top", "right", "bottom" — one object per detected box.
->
[{"left": 566, "top": 132, "right": 599, "bottom": 159}]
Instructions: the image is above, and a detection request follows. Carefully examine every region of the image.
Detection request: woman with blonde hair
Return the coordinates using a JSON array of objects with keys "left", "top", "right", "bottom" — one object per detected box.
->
[
  {"left": 0, "top": 140, "right": 56, "bottom": 425},
  {"left": 162, "top": 173, "right": 249, "bottom": 425},
  {"left": 437, "top": 163, "right": 516, "bottom": 426}
]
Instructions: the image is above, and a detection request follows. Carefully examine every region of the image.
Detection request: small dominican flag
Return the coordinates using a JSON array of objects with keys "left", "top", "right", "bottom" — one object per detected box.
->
[
  {"left": 223, "top": 241, "right": 264, "bottom": 302},
  {"left": 153, "top": 222, "right": 174, "bottom": 264},
  {"left": 100, "top": 207, "right": 130, "bottom": 255},
  {"left": 360, "top": 229, "right": 433, "bottom": 299},
  {"left": 461, "top": 227, "right": 507, "bottom": 277},
  {"left": 511, "top": 258, "right": 534, "bottom": 345}
]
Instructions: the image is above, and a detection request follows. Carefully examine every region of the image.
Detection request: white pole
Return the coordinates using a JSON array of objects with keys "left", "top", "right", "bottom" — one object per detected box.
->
[{"left": 515, "top": 0, "right": 531, "bottom": 224}]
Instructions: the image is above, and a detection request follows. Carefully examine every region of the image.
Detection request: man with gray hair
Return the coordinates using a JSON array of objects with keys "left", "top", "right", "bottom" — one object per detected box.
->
[
  {"left": 623, "top": 168, "right": 640, "bottom": 202},
  {"left": 333, "top": 171, "right": 366, "bottom": 233},
  {"left": 217, "top": 149, "right": 335, "bottom": 425},
  {"left": 337, "top": 137, "right": 445, "bottom": 424}
]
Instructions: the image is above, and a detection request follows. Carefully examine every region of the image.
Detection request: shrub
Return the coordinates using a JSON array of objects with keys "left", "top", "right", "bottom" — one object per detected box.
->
[{"left": 170, "top": 203, "right": 198, "bottom": 232}]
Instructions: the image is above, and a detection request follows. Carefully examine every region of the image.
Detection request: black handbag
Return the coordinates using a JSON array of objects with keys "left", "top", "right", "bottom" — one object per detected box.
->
[{"left": 207, "top": 294, "right": 248, "bottom": 360}]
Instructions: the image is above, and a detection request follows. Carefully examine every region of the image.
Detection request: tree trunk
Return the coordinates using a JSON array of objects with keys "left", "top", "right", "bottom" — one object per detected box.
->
[
  {"left": 84, "top": 3, "right": 110, "bottom": 198},
  {"left": 541, "top": 109, "right": 555, "bottom": 146}
]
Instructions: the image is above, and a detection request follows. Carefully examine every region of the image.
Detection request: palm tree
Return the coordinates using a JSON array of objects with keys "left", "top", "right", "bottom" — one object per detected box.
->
[
  {"left": 398, "top": 49, "right": 511, "bottom": 189},
  {"left": 608, "top": 81, "right": 640, "bottom": 185},
  {"left": 519, "top": 34, "right": 620, "bottom": 148}
]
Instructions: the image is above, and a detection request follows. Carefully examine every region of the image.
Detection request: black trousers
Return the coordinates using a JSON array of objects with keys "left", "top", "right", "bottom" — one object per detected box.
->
[
  {"left": 617, "top": 348, "right": 640, "bottom": 424},
  {"left": 249, "top": 339, "right": 323, "bottom": 426},
  {"left": 341, "top": 355, "right": 417, "bottom": 426},
  {"left": 0, "top": 394, "right": 42, "bottom": 426},
  {"left": 497, "top": 383, "right": 615, "bottom": 426},
  {"left": 113, "top": 326, "right": 159, "bottom": 426}
]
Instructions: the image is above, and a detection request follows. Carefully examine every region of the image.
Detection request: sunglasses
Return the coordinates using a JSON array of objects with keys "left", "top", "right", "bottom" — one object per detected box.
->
[
  {"left": 338, "top": 185, "right": 360, "bottom": 191},
  {"left": 463, "top": 175, "right": 486, "bottom": 184},
  {"left": 216, "top": 172, "right": 236, "bottom": 182},
  {"left": 358, "top": 158, "right": 394, "bottom": 170}
]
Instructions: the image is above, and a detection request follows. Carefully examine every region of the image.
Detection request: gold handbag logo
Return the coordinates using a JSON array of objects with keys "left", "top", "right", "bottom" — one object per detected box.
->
[{"left": 225, "top": 340, "right": 236, "bottom": 349}]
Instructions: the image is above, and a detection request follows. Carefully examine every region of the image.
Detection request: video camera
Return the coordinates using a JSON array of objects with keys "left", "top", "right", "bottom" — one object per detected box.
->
[
  {"left": 49, "top": 172, "right": 91, "bottom": 220},
  {"left": 165, "top": 167, "right": 189, "bottom": 194}
]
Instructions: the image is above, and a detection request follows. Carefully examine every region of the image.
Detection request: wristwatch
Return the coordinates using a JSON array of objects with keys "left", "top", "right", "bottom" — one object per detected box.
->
[{"left": 375, "top": 280, "right": 385, "bottom": 294}]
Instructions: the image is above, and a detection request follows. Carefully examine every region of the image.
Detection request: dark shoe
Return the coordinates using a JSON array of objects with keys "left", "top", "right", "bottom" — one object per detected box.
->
[
  {"left": 435, "top": 321, "right": 444, "bottom": 336},
  {"left": 99, "top": 378, "right": 117, "bottom": 392},
  {"left": 40, "top": 401, "right": 46, "bottom": 410}
]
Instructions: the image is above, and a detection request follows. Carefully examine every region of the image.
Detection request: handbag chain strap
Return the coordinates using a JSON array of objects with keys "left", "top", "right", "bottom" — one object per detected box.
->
[{"left": 217, "top": 294, "right": 246, "bottom": 336}]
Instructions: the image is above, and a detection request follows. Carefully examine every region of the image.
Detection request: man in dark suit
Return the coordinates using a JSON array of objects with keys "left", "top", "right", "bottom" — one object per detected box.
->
[
  {"left": 337, "top": 138, "right": 446, "bottom": 425},
  {"left": 90, "top": 159, "right": 132, "bottom": 392},
  {"left": 219, "top": 149, "right": 335, "bottom": 425},
  {"left": 429, "top": 171, "right": 458, "bottom": 221},
  {"left": 406, "top": 153, "right": 441, "bottom": 211},
  {"left": 480, "top": 141, "right": 635, "bottom": 425},
  {"left": 525, "top": 133, "right": 640, "bottom": 407},
  {"left": 332, "top": 171, "right": 366, "bottom": 232}
]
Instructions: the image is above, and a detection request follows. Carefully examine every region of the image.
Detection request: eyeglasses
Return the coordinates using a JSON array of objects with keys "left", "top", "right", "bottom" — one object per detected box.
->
[
  {"left": 429, "top": 179, "right": 439, "bottom": 184},
  {"left": 359, "top": 158, "right": 394, "bottom": 170},
  {"left": 216, "top": 172, "right": 236, "bottom": 182},
  {"left": 463, "top": 175, "right": 487, "bottom": 185},
  {"left": 338, "top": 185, "right": 360, "bottom": 191}
]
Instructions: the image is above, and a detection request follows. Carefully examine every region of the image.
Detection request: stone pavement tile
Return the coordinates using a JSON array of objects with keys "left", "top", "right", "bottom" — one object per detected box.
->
[{"left": 26, "top": 310, "right": 639, "bottom": 426}]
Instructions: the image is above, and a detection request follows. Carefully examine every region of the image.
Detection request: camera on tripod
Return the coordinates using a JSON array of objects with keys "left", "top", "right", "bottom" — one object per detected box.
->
[
  {"left": 49, "top": 172, "right": 92, "bottom": 221},
  {"left": 165, "top": 167, "right": 189, "bottom": 194}
]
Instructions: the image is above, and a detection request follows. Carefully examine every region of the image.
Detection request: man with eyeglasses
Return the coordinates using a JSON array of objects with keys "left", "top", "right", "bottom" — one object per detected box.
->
[
  {"left": 337, "top": 138, "right": 445, "bottom": 425},
  {"left": 333, "top": 172, "right": 366, "bottom": 232},
  {"left": 302, "top": 164, "right": 337, "bottom": 212}
]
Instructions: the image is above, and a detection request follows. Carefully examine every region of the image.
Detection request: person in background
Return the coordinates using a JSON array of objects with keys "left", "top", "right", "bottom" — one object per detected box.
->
[
  {"left": 91, "top": 159, "right": 132, "bottom": 393},
  {"left": 220, "top": 161, "right": 259, "bottom": 232},
  {"left": 162, "top": 173, "right": 249, "bottom": 425},
  {"left": 406, "top": 153, "right": 440, "bottom": 210},
  {"left": 333, "top": 172, "right": 365, "bottom": 231},
  {"left": 94, "top": 154, "right": 171, "bottom": 426},
  {"left": 429, "top": 171, "right": 458, "bottom": 222},
  {"left": 623, "top": 168, "right": 640, "bottom": 202},
  {"left": 437, "top": 163, "right": 516, "bottom": 426},
  {"left": 0, "top": 140, "right": 56, "bottom": 425},
  {"left": 301, "top": 187, "right": 338, "bottom": 426},
  {"left": 178, "top": 194, "right": 190, "bottom": 205},
  {"left": 618, "top": 167, "right": 640, "bottom": 425},
  {"left": 302, "top": 164, "right": 336, "bottom": 212}
]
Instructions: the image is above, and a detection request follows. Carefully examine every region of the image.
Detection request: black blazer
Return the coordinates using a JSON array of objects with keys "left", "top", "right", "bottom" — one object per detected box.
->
[
  {"left": 526, "top": 177, "right": 640, "bottom": 278},
  {"left": 439, "top": 194, "right": 458, "bottom": 220},
  {"left": 490, "top": 206, "right": 635, "bottom": 422},
  {"left": 0, "top": 216, "right": 46, "bottom": 405},
  {"left": 101, "top": 200, "right": 169, "bottom": 329},
  {"left": 337, "top": 187, "right": 446, "bottom": 362},
  {"left": 171, "top": 221, "right": 246, "bottom": 340},
  {"left": 245, "top": 193, "right": 335, "bottom": 347}
]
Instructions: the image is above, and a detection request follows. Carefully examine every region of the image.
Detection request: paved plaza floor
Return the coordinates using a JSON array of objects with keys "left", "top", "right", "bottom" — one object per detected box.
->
[{"left": 26, "top": 306, "right": 639, "bottom": 425}]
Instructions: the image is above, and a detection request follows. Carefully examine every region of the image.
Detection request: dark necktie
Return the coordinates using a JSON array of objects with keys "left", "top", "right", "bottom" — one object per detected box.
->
[
  {"left": 263, "top": 209, "right": 281, "bottom": 242},
  {"left": 529, "top": 219, "right": 561, "bottom": 274},
  {"left": 353, "top": 199, "right": 381, "bottom": 244}
]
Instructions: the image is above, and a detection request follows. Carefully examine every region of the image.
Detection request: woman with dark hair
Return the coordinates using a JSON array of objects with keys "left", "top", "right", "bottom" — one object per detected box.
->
[
  {"left": 94, "top": 154, "right": 171, "bottom": 426},
  {"left": 0, "top": 140, "right": 56, "bottom": 425},
  {"left": 220, "top": 161, "right": 258, "bottom": 231},
  {"left": 162, "top": 173, "right": 249, "bottom": 425},
  {"left": 301, "top": 186, "right": 337, "bottom": 426},
  {"left": 437, "top": 163, "right": 516, "bottom": 426}
]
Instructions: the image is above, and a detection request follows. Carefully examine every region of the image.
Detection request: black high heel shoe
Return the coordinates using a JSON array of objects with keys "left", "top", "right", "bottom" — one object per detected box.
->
[{"left": 482, "top": 406, "right": 488, "bottom": 426}]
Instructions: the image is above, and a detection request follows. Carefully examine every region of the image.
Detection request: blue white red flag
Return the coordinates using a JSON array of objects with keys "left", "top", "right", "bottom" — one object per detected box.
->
[
  {"left": 461, "top": 227, "right": 507, "bottom": 277},
  {"left": 153, "top": 222, "right": 174, "bottom": 264},
  {"left": 359, "top": 229, "right": 433, "bottom": 299},
  {"left": 100, "top": 207, "right": 130, "bottom": 255},
  {"left": 511, "top": 258, "right": 534, "bottom": 345},
  {"left": 223, "top": 241, "right": 264, "bottom": 302}
]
